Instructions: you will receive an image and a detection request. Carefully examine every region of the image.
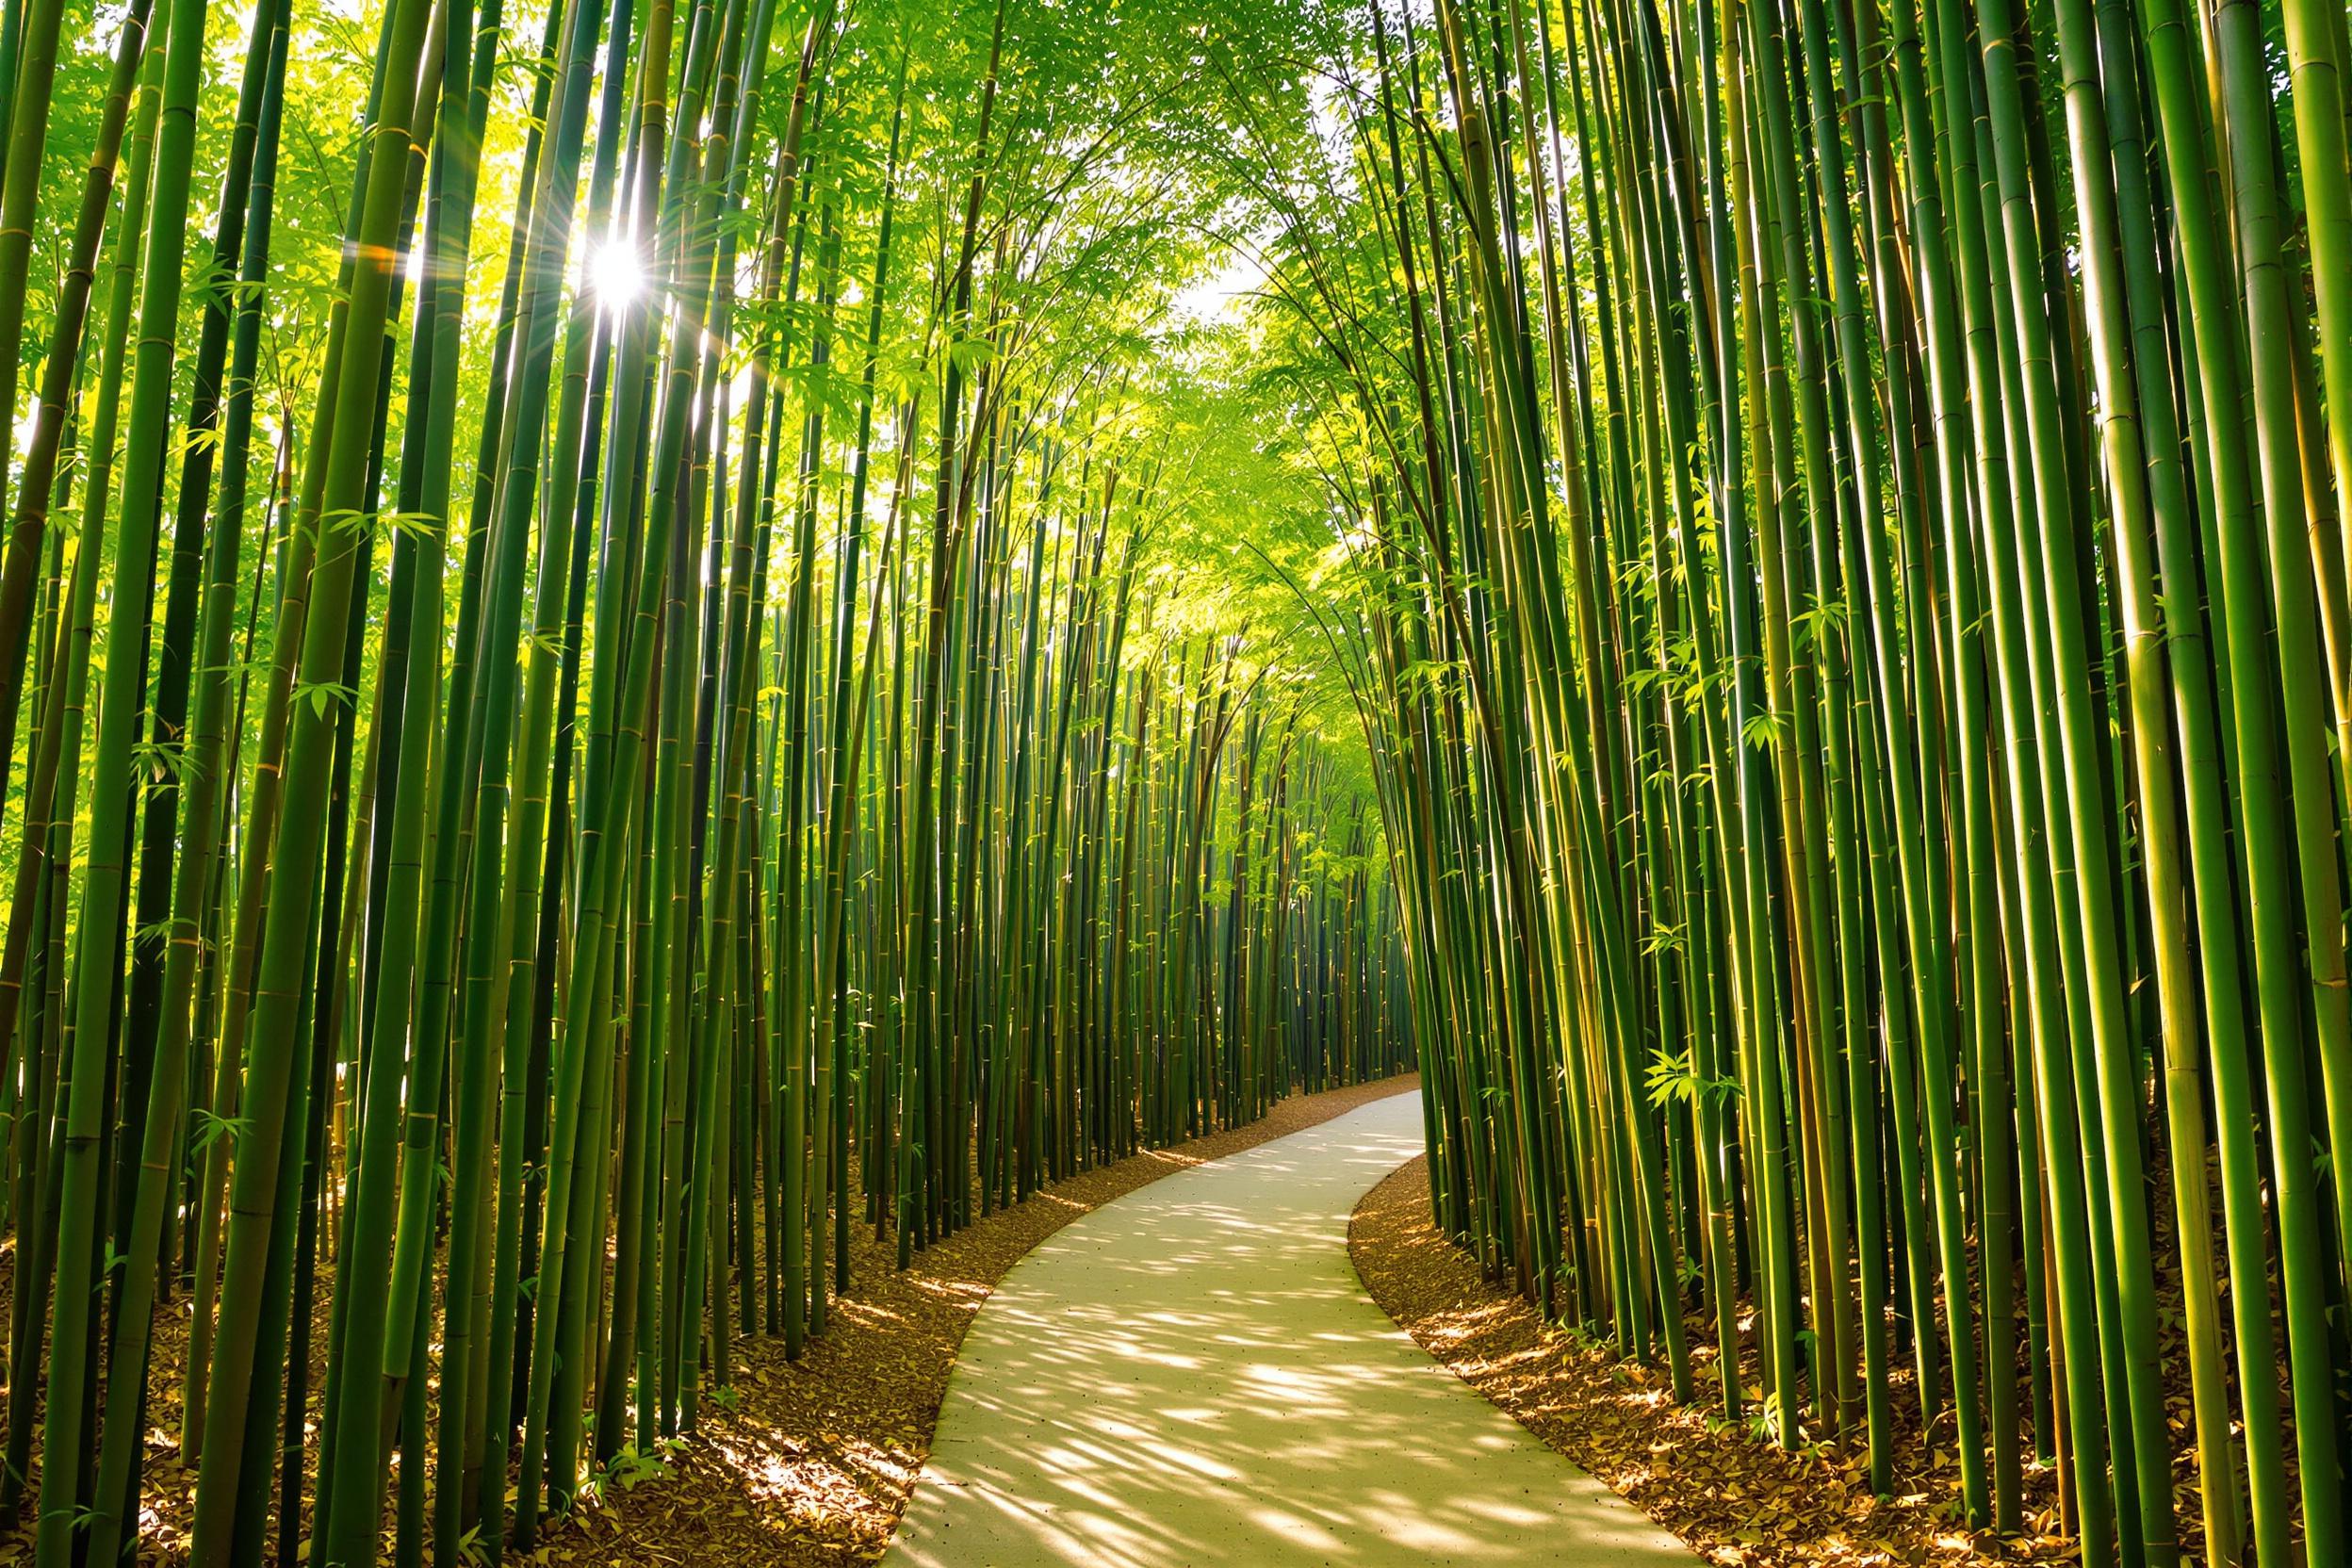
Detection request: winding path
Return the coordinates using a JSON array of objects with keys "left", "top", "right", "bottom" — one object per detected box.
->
[{"left": 888, "top": 1091, "right": 1696, "bottom": 1567}]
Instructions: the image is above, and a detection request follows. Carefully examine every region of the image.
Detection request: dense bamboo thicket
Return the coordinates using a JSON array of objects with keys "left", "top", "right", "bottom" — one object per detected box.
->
[
  {"left": 0, "top": 1, "right": 1405, "bottom": 1564},
  {"left": 14, "top": 0, "right": 2350, "bottom": 1557},
  {"left": 1251, "top": 0, "right": 2352, "bottom": 1560}
]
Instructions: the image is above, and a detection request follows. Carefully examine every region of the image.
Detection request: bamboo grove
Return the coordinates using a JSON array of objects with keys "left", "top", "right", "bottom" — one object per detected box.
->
[
  {"left": 0, "top": 1, "right": 1409, "bottom": 1564},
  {"left": 1243, "top": 0, "right": 2352, "bottom": 1558}
]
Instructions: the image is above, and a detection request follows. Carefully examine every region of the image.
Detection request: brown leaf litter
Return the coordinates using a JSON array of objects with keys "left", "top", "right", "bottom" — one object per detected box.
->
[
  {"left": 0, "top": 1072, "right": 1416, "bottom": 1567},
  {"left": 1348, "top": 1155, "right": 2109, "bottom": 1568},
  {"left": 605, "top": 1072, "right": 1418, "bottom": 1565}
]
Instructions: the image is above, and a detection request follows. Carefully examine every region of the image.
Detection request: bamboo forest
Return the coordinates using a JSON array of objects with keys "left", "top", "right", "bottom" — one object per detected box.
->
[{"left": 1, "top": 0, "right": 2351, "bottom": 1560}]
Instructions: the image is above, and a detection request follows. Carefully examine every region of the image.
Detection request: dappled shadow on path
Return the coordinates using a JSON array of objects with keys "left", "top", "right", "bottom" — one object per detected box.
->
[{"left": 890, "top": 1098, "right": 1693, "bottom": 1567}]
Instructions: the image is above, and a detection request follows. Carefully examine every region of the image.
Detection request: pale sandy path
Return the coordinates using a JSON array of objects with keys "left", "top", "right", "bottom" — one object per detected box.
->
[{"left": 887, "top": 1091, "right": 1696, "bottom": 1567}]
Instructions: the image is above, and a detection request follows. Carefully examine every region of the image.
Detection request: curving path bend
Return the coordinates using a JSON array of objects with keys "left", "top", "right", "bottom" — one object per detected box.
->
[{"left": 888, "top": 1091, "right": 1696, "bottom": 1567}]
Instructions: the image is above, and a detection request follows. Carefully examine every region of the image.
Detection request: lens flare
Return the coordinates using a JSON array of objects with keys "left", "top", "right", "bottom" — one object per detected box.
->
[{"left": 590, "top": 238, "right": 644, "bottom": 307}]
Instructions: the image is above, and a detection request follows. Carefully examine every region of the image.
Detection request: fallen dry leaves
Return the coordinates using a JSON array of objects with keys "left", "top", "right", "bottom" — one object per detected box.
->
[
  {"left": 1348, "top": 1156, "right": 2108, "bottom": 1568},
  {"left": 559, "top": 1071, "right": 1418, "bottom": 1567},
  {"left": 0, "top": 1072, "right": 1416, "bottom": 1568}
]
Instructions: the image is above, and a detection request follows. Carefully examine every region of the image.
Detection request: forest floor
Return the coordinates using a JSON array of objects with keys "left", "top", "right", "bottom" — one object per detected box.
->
[
  {"left": 1348, "top": 1157, "right": 2093, "bottom": 1568},
  {"left": 0, "top": 1071, "right": 1414, "bottom": 1567},
  {"left": 566, "top": 1071, "right": 1419, "bottom": 1566}
]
